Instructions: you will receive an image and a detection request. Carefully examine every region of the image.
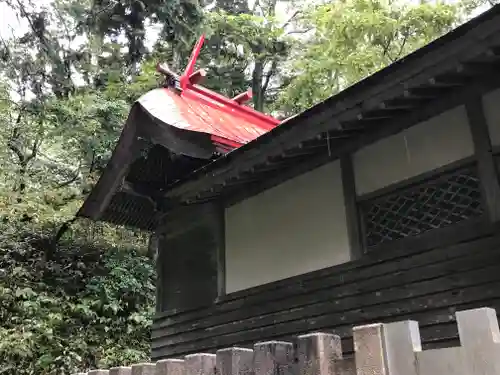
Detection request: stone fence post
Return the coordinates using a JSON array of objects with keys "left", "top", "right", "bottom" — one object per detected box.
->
[{"left": 75, "top": 307, "right": 500, "bottom": 375}]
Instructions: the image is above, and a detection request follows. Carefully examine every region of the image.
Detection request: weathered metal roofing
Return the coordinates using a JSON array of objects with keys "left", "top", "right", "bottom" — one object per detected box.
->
[{"left": 137, "top": 86, "right": 278, "bottom": 152}]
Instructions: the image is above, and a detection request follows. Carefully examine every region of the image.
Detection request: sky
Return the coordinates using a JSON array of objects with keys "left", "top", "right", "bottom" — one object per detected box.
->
[
  {"left": 1, "top": 0, "right": 56, "bottom": 39},
  {"left": 0, "top": 2, "right": 24, "bottom": 40}
]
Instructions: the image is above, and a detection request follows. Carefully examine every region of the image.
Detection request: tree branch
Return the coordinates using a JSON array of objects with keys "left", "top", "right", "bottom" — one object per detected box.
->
[
  {"left": 53, "top": 2, "right": 74, "bottom": 48},
  {"left": 8, "top": 113, "right": 25, "bottom": 164},
  {"left": 380, "top": 32, "right": 397, "bottom": 63},
  {"left": 262, "top": 59, "right": 279, "bottom": 94},
  {"left": 286, "top": 28, "right": 313, "bottom": 35},
  {"left": 14, "top": 0, "right": 74, "bottom": 95},
  {"left": 252, "top": 0, "right": 261, "bottom": 13},
  {"left": 7, "top": 139, "right": 25, "bottom": 164},
  {"left": 395, "top": 32, "right": 409, "bottom": 60},
  {"left": 282, "top": 10, "right": 301, "bottom": 29},
  {"left": 56, "top": 168, "right": 81, "bottom": 188},
  {"left": 25, "top": 112, "right": 45, "bottom": 164},
  {"left": 14, "top": 0, "right": 51, "bottom": 56},
  {"left": 266, "top": 0, "right": 278, "bottom": 17},
  {"left": 25, "top": 134, "right": 41, "bottom": 164}
]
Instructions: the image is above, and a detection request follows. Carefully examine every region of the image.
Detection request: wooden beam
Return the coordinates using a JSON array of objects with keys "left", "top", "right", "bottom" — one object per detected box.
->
[
  {"left": 191, "top": 154, "right": 318, "bottom": 203},
  {"left": 158, "top": 203, "right": 218, "bottom": 240},
  {"left": 458, "top": 61, "right": 500, "bottom": 75},
  {"left": 156, "top": 232, "right": 165, "bottom": 313},
  {"left": 428, "top": 74, "right": 466, "bottom": 87},
  {"left": 383, "top": 97, "right": 427, "bottom": 108},
  {"left": 77, "top": 107, "right": 144, "bottom": 220},
  {"left": 356, "top": 157, "right": 476, "bottom": 203},
  {"left": 403, "top": 87, "right": 447, "bottom": 99},
  {"left": 465, "top": 98, "right": 500, "bottom": 222},
  {"left": 213, "top": 204, "right": 226, "bottom": 298},
  {"left": 221, "top": 75, "right": 500, "bottom": 208},
  {"left": 340, "top": 154, "right": 364, "bottom": 260},
  {"left": 281, "top": 148, "right": 320, "bottom": 158},
  {"left": 363, "top": 108, "right": 411, "bottom": 118}
]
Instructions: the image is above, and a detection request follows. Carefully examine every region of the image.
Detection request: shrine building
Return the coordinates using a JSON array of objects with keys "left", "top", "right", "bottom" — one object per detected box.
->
[{"left": 79, "top": 5, "right": 500, "bottom": 360}]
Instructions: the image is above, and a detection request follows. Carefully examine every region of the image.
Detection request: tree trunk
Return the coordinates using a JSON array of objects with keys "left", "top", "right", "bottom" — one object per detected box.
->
[
  {"left": 252, "top": 60, "right": 265, "bottom": 112},
  {"left": 17, "top": 160, "right": 28, "bottom": 201}
]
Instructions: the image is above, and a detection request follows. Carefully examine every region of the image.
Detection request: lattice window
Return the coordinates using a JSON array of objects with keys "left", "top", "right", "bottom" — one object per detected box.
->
[{"left": 360, "top": 165, "right": 484, "bottom": 249}]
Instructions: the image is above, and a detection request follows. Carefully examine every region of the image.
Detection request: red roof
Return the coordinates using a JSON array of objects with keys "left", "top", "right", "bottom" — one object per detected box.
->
[
  {"left": 137, "top": 86, "right": 279, "bottom": 153},
  {"left": 143, "top": 35, "right": 280, "bottom": 153}
]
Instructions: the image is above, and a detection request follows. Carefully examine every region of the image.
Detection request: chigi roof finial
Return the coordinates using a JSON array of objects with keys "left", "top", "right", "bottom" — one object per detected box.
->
[
  {"left": 149, "top": 35, "right": 279, "bottom": 152},
  {"left": 155, "top": 35, "right": 253, "bottom": 105}
]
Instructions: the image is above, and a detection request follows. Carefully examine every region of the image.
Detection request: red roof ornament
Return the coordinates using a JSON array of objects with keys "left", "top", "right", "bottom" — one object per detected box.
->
[{"left": 146, "top": 35, "right": 280, "bottom": 154}]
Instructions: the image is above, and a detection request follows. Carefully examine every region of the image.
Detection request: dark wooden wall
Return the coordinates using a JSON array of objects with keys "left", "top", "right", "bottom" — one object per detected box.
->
[
  {"left": 156, "top": 202, "right": 224, "bottom": 313},
  {"left": 151, "top": 217, "right": 500, "bottom": 360},
  {"left": 151, "top": 94, "right": 500, "bottom": 360}
]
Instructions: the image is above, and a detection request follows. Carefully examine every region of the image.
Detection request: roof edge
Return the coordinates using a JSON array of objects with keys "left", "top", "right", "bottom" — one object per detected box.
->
[{"left": 161, "top": 5, "right": 500, "bottom": 201}]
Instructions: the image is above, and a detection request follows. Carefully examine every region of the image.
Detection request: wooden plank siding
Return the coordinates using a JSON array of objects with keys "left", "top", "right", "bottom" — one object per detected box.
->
[
  {"left": 340, "top": 154, "right": 364, "bottom": 260},
  {"left": 148, "top": 10, "right": 500, "bottom": 360},
  {"left": 156, "top": 202, "right": 223, "bottom": 313},
  {"left": 151, "top": 218, "right": 500, "bottom": 360}
]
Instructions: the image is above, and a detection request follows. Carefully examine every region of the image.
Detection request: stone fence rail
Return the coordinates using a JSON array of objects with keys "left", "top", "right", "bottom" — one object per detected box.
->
[{"left": 74, "top": 307, "right": 500, "bottom": 375}]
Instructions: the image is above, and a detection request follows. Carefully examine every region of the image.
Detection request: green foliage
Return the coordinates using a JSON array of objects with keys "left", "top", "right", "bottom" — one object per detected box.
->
[
  {"left": 203, "top": 10, "right": 291, "bottom": 111},
  {"left": 0, "top": 223, "right": 154, "bottom": 375},
  {"left": 276, "top": 0, "right": 487, "bottom": 115}
]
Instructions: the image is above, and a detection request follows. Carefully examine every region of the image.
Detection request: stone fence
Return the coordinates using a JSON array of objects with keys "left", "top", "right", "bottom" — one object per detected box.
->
[{"left": 75, "top": 307, "right": 500, "bottom": 375}]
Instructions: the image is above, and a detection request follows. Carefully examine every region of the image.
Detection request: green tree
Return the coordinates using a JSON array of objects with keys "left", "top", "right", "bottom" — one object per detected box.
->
[
  {"left": 88, "top": 0, "right": 203, "bottom": 76},
  {"left": 276, "top": 0, "right": 486, "bottom": 115},
  {"left": 0, "top": 222, "right": 153, "bottom": 375},
  {"left": 203, "top": 10, "right": 291, "bottom": 111},
  {"left": 0, "top": 0, "right": 162, "bottom": 223}
]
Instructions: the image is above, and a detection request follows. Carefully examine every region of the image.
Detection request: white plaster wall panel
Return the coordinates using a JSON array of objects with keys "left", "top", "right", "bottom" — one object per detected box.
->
[
  {"left": 353, "top": 106, "right": 474, "bottom": 195},
  {"left": 482, "top": 88, "right": 500, "bottom": 146},
  {"left": 224, "top": 160, "right": 350, "bottom": 293},
  {"left": 352, "top": 131, "right": 409, "bottom": 195},
  {"left": 403, "top": 105, "right": 473, "bottom": 173}
]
